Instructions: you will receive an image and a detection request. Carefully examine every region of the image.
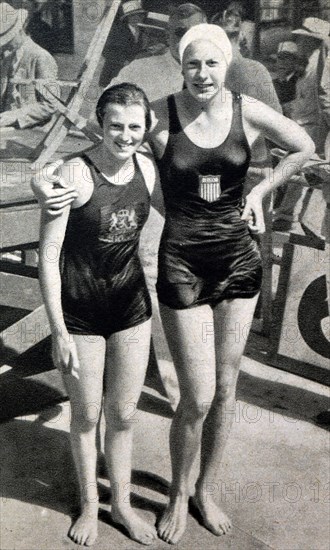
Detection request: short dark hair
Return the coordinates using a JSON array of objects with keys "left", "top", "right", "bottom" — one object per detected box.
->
[
  {"left": 169, "top": 3, "right": 206, "bottom": 21},
  {"left": 96, "top": 83, "right": 152, "bottom": 131}
]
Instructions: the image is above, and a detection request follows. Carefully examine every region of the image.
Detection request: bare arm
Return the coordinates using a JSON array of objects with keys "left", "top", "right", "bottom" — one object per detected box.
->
[
  {"left": 39, "top": 206, "right": 70, "bottom": 337},
  {"left": 241, "top": 97, "right": 315, "bottom": 232},
  {"left": 136, "top": 152, "right": 165, "bottom": 217},
  {"left": 39, "top": 163, "right": 80, "bottom": 377},
  {"left": 148, "top": 97, "right": 170, "bottom": 160}
]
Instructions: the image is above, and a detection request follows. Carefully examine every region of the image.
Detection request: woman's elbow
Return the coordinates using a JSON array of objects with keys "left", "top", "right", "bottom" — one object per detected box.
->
[{"left": 304, "top": 134, "right": 316, "bottom": 157}]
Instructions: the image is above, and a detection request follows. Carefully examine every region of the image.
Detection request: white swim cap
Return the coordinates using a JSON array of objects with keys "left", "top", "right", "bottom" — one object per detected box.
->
[{"left": 179, "top": 23, "right": 233, "bottom": 66}]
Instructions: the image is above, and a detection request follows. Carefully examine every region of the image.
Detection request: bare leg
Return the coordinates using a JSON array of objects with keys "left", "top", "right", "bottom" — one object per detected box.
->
[
  {"left": 157, "top": 304, "right": 216, "bottom": 544},
  {"left": 193, "top": 296, "right": 259, "bottom": 536},
  {"left": 64, "top": 335, "right": 106, "bottom": 546},
  {"left": 103, "top": 319, "right": 157, "bottom": 546}
]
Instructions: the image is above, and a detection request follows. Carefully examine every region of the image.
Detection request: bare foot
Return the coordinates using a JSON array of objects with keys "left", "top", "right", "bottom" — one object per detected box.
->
[
  {"left": 69, "top": 503, "right": 98, "bottom": 546},
  {"left": 111, "top": 507, "right": 157, "bottom": 546},
  {"left": 193, "top": 494, "right": 231, "bottom": 536},
  {"left": 157, "top": 495, "right": 189, "bottom": 544}
]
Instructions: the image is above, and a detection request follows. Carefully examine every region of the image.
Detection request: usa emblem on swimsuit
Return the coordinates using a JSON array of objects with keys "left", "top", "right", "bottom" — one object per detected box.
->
[{"left": 198, "top": 175, "right": 221, "bottom": 202}]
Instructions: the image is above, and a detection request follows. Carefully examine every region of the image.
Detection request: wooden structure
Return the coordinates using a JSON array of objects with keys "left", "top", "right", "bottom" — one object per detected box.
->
[
  {"left": 0, "top": 0, "right": 121, "bottom": 373},
  {"left": 0, "top": 131, "right": 91, "bottom": 368},
  {"left": 270, "top": 164, "right": 330, "bottom": 386}
]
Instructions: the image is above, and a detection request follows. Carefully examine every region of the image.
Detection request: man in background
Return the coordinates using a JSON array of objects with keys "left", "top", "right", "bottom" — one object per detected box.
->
[
  {"left": 273, "top": 17, "right": 330, "bottom": 230},
  {"left": 272, "top": 41, "right": 303, "bottom": 114},
  {"left": 291, "top": 17, "right": 330, "bottom": 154},
  {"left": 0, "top": 1, "right": 57, "bottom": 128}
]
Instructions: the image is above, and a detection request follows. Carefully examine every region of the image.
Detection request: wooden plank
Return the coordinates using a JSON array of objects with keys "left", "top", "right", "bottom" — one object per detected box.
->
[
  {"left": 259, "top": 193, "right": 273, "bottom": 336},
  {"left": 300, "top": 188, "right": 327, "bottom": 240},
  {"left": 0, "top": 305, "right": 50, "bottom": 364},
  {"left": 245, "top": 167, "right": 274, "bottom": 335},
  {"left": 34, "top": 0, "right": 121, "bottom": 167},
  {"left": 11, "top": 78, "right": 79, "bottom": 88},
  {"left": 36, "top": 83, "right": 102, "bottom": 143},
  {"left": 0, "top": 204, "right": 40, "bottom": 248},
  {"left": 0, "top": 272, "right": 42, "bottom": 310}
]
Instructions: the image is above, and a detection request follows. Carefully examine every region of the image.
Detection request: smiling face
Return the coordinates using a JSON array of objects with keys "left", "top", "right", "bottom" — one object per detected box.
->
[
  {"left": 102, "top": 103, "right": 146, "bottom": 162},
  {"left": 182, "top": 40, "right": 228, "bottom": 103}
]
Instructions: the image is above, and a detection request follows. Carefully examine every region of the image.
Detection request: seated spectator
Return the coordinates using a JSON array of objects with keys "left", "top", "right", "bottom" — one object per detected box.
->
[{"left": 0, "top": 2, "right": 58, "bottom": 128}]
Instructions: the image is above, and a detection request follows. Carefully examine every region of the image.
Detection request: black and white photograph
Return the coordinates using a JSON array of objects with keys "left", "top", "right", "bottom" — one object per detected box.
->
[{"left": 0, "top": 1, "right": 329, "bottom": 548}]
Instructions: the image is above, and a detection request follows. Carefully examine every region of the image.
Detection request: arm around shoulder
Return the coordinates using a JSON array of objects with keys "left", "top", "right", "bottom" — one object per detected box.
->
[{"left": 31, "top": 158, "right": 79, "bottom": 215}]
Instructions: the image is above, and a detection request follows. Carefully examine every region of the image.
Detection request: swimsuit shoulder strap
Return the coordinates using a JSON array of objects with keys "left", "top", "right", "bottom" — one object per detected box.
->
[{"left": 167, "top": 94, "right": 182, "bottom": 135}]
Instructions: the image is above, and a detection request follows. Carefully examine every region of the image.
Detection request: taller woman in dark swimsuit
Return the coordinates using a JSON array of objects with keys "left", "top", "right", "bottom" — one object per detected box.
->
[
  {"left": 148, "top": 24, "right": 314, "bottom": 544},
  {"left": 33, "top": 25, "right": 314, "bottom": 547}
]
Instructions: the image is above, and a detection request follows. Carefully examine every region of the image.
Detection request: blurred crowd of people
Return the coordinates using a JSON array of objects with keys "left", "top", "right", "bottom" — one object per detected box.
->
[{"left": 269, "top": 16, "right": 329, "bottom": 229}]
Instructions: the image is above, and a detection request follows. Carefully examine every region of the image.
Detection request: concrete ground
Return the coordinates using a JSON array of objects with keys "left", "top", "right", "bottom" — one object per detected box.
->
[
  {"left": 0, "top": 345, "right": 329, "bottom": 550},
  {"left": 1, "top": 208, "right": 329, "bottom": 549},
  {"left": 1, "top": 208, "right": 330, "bottom": 549}
]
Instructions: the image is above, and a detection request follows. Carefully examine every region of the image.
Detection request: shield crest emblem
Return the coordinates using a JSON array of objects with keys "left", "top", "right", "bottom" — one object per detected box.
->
[{"left": 198, "top": 175, "right": 221, "bottom": 202}]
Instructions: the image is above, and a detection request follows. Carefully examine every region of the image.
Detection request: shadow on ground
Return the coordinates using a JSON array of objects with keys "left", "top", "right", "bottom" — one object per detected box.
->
[
  {"left": 0, "top": 418, "right": 168, "bottom": 534},
  {"left": 237, "top": 369, "right": 330, "bottom": 430}
]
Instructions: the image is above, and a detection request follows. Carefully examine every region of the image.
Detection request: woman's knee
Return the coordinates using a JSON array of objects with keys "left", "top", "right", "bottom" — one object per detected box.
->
[
  {"left": 104, "top": 400, "right": 136, "bottom": 431},
  {"left": 70, "top": 401, "right": 102, "bottom": 432},
  {"left": 180, "top": 392, "right": 215, "bottom": 422},
  {"left": 215, "top": 379, "right": 237, "bottom": 403}
]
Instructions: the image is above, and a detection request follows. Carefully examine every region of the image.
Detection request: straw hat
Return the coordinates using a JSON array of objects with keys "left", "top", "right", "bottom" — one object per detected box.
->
[
  {"left": 0, "top": 2, "right": 28, "bottom": 47},
  {"left": 121, "top": 0, "right": 145, "bottom": 21},
  {"left": 292, "top": 17, "right": 330, "bottom": 41}
]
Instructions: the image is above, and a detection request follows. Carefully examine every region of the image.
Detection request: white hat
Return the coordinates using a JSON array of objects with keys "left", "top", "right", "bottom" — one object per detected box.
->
[
  {"left": 179, "top": 23, "right": 233, "bottom": 65},
  {"left": 0, "top": 2, "right": 28, "bottom": 47},
  {"left": 292, "top": 17, "right": 330, "bottom": 41},
  {"left": 277, "top": 41, "right": 299, "bottom": 55},
  {"left": 121, "top": 0, "right": 145, "bottom": 20}
]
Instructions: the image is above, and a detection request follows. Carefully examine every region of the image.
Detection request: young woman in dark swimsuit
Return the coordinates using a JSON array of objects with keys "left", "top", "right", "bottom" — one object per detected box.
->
[
  {"left": 148, "top": 25, "right": 314, "bottom": 544},
  {"left": 38, "top": 84, "right": 160, "bottom": 547}
]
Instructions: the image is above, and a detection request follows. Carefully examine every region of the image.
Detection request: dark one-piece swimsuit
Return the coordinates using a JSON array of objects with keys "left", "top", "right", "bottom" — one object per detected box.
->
[
  {"left": 60, "top": 153, "right": 152, "bottom": 337},
  {"left": 156, "top": 92, "right": 263, "bottom": 310}
]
